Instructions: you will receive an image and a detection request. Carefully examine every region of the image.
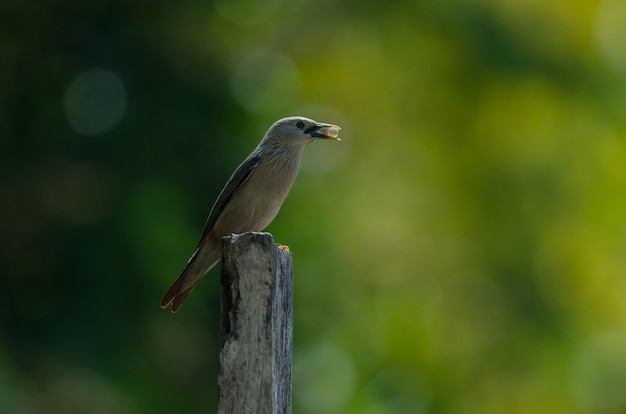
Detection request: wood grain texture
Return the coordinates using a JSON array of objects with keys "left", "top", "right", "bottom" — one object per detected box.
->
[{"left": 218, "top": 232, "right": 293, "bottom": 414}]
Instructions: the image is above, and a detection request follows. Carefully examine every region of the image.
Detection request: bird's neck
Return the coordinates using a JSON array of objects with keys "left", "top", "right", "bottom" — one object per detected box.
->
[{"left": 257, "top": 143, "right": 306, "bottom": 176}]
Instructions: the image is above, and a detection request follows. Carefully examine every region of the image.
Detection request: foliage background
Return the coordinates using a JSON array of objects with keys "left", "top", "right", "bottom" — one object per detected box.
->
[{"left": 2, "top": 0, "right": 626, "bottom": 413}]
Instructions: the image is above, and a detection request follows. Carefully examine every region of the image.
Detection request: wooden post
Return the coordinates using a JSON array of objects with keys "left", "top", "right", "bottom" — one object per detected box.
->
[{"left": 218, "top": 232, "right": 293, "bottom": 414}]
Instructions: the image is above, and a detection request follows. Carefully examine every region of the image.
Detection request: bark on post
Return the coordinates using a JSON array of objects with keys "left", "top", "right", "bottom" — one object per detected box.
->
[{"left": 218, "top": 232, "right": 293, "bottom": 414}]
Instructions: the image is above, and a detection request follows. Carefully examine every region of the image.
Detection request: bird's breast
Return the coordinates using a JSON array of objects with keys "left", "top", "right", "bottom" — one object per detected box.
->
[{"left": 213, "top": 155, "right": 300, "bottom": 236}]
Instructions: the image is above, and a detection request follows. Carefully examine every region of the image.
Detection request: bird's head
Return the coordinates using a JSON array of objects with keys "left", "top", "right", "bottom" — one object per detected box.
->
[{"left": 263, "top": 116, "right": 341, "bottom": 148}]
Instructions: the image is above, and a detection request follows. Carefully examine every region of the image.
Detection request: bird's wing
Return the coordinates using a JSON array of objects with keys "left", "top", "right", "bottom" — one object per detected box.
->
[{"left": 196, "top": 154, "right": 262, "bottom": 245}]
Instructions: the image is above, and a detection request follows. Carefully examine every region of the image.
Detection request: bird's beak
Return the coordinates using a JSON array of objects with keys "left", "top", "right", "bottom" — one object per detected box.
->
[{"left": 304, "top": 123, "right": 341, "bottom": 141}]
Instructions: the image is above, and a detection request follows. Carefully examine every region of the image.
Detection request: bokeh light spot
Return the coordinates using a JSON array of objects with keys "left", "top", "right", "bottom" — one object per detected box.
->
[
  {"left": 230, "top": 49, "right": 300, "bottom": 114},
  {"left": 569, "top": 332, "right": 626, "bottom": 411},
  {"left": 293, "top": 343, "right": 356, "bottom": 413},
  {"left": 595, "top": 0, "right": 626, "bottom": 75},
  {"left": 64, "top": 69, "right": 127, "bottom": 135}
]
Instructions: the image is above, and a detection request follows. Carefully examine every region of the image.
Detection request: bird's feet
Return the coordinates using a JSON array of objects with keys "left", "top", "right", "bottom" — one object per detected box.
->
[{"left": 276, "top": 244, "right": 290, "bottom": 252}]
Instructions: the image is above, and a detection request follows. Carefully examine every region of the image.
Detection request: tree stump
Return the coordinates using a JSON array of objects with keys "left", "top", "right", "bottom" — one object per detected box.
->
[{"left": 218, "top": 232, "right": 293, "bottom": 414}]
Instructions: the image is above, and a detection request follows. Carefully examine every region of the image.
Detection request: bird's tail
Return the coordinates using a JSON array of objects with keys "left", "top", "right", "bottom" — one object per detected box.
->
[
  {"left": 160, "top": 244, "right": 220, "bottom": 312},
  {"left": 159, "top": 273, "right": 197, "bottom": 313}
]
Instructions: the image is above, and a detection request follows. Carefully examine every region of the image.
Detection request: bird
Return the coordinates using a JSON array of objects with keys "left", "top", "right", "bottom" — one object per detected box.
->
[{"left": 160, "top": 116, "right": 341, "bottom": 312}]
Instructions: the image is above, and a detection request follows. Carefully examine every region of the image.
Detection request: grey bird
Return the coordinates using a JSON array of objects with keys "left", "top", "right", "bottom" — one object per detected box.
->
[{"left": 160, "top": 116, "right": 341, "bottom": 312}]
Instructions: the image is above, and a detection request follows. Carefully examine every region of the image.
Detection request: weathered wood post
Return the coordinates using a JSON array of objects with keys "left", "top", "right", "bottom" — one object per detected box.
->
[{"left": 218, "top": 232, "right": 293, "bottom": 414}]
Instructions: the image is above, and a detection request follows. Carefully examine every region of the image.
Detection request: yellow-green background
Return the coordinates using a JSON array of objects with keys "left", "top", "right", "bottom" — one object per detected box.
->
[{"left": 3, "top": 0, "right": 626, "bottom": 413}]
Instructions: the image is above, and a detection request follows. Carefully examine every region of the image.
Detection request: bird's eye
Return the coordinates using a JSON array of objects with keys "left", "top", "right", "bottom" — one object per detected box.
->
[{"left": 296, "top": 121, "right": 305, "bottom": 129}]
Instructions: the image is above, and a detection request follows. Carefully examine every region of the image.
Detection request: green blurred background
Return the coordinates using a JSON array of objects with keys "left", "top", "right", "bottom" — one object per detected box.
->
[{"left": 3, "top": 0, "right": 626, "bottom": 413}]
